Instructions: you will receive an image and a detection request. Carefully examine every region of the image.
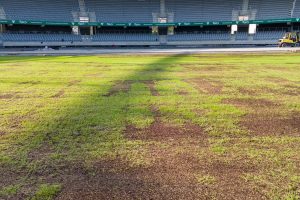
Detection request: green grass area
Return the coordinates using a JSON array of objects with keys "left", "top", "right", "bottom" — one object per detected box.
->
[{"left": 0, "top": 54, "right": 299, "bottom": 199}]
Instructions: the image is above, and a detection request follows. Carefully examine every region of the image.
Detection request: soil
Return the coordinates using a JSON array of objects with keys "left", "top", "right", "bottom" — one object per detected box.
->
[
  {"left": 68, "top": 80, "right": 81, "bottom": 87},
  {"left": 241, "top": 112, "right": 300, "bottom": 136},
  {"left": 51, "top": 90, "right": 65, "bottom": 98},
  {"left": 104, "top": 81, "right": 132, "bottom": 97},
  {"left": 143, "top": 80, "right": 160, "bottom": 96},
  {"left": 222, "top": 98, "right": 278, "bottom": 108},
  {"left": 187, "top": 78, "right": 223, "bottom": 94},
  {"left": 177, "top": 90, "right": 189, "bottom": 96},
  {"left": 223, "top": 98, "right": 300, "bottom": 136},
  {"left": 0, "top": 93, "right": 14, "bottom": 99}
]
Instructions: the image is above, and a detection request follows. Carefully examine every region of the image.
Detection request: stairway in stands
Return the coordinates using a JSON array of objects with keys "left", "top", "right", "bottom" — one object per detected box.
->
[
  {"left": 242, "top": 0, "right": 249, "bottom": 13},
  {"left": 0, "top": 7, "right": 6, "bottom": 20},
  {"left": 78, "top": 0, "right": 86, "bottom": 14}
]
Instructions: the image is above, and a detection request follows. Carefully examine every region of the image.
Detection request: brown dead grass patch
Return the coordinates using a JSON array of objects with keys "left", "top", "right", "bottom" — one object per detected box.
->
[
  {"left": 183, "top": 64, "right": 235, "bottom": 72},
  {"left": 55, "top": 158, "right": 208, "bottom": 200},
  {"left": 9, "top": 115, "right": 27, "bottom": 129},
  {"left": 223, "top": 98, "right": 278, "bottom": 108},
  {"left": 125, "top": 122, "right": 204, "bottom": 141},
  {"left": 125, "top": 106, "right": 205, "bottom": 141},
  {"left": 51, "top": 90, "right": 65, "bottom": 98},
  {"left": 193, "top": 109, "right": 207, "bottom": 117},
  {"left": 54, "top": 138, "right": 263, "bottom": 200},
  {"left": 197, "top": 158, "right": 264, "bottom": 200},
  {"left": 67, "top": 80, "right": 81, "bottom": 87},
  {"left": 104, "top": 81, "right": 132, "bottom": 97},
  {"left": 177, "top": 90, "right": 189, "bottom": 96},
  {"left": 239, "top": 86, "right": 300, "bottom": 96},
  {"left": 224, "top": 98, "right": 300, "bottom": 136},
  {"left": 85, "top": 73, "right": 103, "bottom": 78},
  {"left": 19, "top": 81, "right": 41, "bottom": 85},
  {"left": 0, "top": 93, "right": 14, "bottom": 99},
  {"left": 241, "top": 112, "right": 300, "bottom": 136},
  {"left": 187, "top": 78, "right": 223, "bottom": 94},
  {"left": 266, "top": 77, "right": 292, "bottom": 84},
  {"left": 238, "top": 88, "right": 258, "bottom": 96},
  {"left": 282, "top": 85, "right": 300, "bottom": 96},
  {"left": 0, "top": 130, "right": 6, "bottom": 136},
  {"left": 143, "top": 80, "right": 159, "bottom": 96},
  {"left": 55, "top": 147, "right": 263, "bottom": 199}
]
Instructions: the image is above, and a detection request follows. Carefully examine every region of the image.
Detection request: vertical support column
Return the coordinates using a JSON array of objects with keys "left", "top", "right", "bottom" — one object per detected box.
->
[
  {"left": 160, "top": 0, "right": 166, "bottom": 18},
  {"left": 72, "top": 26, "right": 80, "bottom": 35},
  {"left": 242, "top": 0, "right": 249, "bottom": 13},
  {"left": 78, "top": 0, "right": 86, "bottom": 13},
  {"left": 0, "top": 24, "right": 6, "bottom": 33},
  {"left": 90, "top": 26, "right": 94, "bottom": 35},
  {"left": 291, "top": 0, "right": 297, "bottom": 18}
]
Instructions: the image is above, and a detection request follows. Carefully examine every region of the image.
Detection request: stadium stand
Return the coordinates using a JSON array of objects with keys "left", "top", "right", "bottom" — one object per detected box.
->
[
  {"left": 168, "top": 32, "right": 231, "bottom": 41},
  {"left": 249, "top": 0, "right": 294, "bottom": 20},
  {"left": 0, "top": 0, "right": 298, "bottom": 46},
  {"left": 1, "top": 33, "right": 82, "bottom": 42},
  {"left": 91, "top": 34, "right": 159, "bottom": 42},
  {"left": 293, "top": 0, "right": 300, "bottom": 18},
  {"left": 166, "top": 0, "right": 242, "bottom": 22},
  {"left": 235, "top": 32, "right": 249, "bottom": 41},
  {"left": 0, "top": 0, "right": 297, "bottom": 22},
  {"left": 254, "top": 31, "right": 285, "bottom": 40},
  {"left": 0, "top": 0, "right": 77, "bottom": 22},
  {"left": 85, "top": 0, "right": 159, "bottom": 23}
]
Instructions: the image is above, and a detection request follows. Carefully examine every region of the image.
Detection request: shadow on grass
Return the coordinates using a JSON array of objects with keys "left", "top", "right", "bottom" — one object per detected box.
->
[{"left": 0, "top": 54, "right": 188, "bottom": 199}]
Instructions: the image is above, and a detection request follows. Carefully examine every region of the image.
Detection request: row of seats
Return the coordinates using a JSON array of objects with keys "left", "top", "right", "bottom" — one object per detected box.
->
[
  {"left": 0, "top": 33, "right": 159, "bottom": 42},
  {"left": 0, "top": 0, "right": 299, "bottom": 22},
  {"left": 0, "top": 31, "right": 284, "bottom": 42},
  {"left": 91, "top": 34, "right": 159, "bottom": 42},
  {"left": 254, "top": 30, "right": 285, "bottom": 40},
  {"left": 166, "top": 0, "right": 242, "bottom": 22},
  {"left": 168, "top": 32, "right": 231, "bottom": 41},
  {"left": 85, "top": 0, "right": 159, "bottom": 23},
  {"left": 0, "top": 33, "right": 81, "bottom": 42},
  {"left": 0, "top": 0, "right": 77, "bottom": 22},
  {"left": 249, "top": 0, "right": 294, "bottom": 20}
]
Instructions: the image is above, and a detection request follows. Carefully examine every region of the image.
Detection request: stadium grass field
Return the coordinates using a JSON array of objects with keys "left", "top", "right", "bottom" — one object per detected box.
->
[{"left": 0, "top": 54, "right": 299, "bottom": 199}]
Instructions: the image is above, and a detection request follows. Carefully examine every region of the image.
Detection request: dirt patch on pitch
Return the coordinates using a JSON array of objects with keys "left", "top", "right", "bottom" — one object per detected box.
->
[
  {"left": 224, "top": 98, "right": 299, "bottom": 136},
  {"left": 223, "top": 98, "right": 278, "bottom": 108},
  {"left": 104, "top": 81, "right": 132, "bottom": 97},
  {"left": 67, "top": 80, "right": 81, "bottom": 87},
  {"left": 197, "top": 158, "right": 262, "bottom": 200},
  {"left": 143, "top": 80, "right": 160, "bottom": 96},
  {"left": 0, "top": 130, "right": 6, "bottom": 136},
  {"left": 177, "top": 90, "right": 189, "bottom": 96},
  {"left": 19, "top": 81, "right": 41, "bottom": 85},
  {"left": 125, "top": 106, "right": 205, "bottom": 141},
  {"left": 55, "top": 147, "right": 263, "bottom": 200},
  {"left": 238, "top": 88, "right": 258, "bottom": 96},
  {"left": 241, "top": 111, "right": 300, "bottom": 136},
  {"left": 0, "top": 93, "right": 15, "bottom": 99},
  {"left": 55, "top": 158, "right": 207, "bottom": 200},
  {"left": 51, "top": 90, "right": 65, "bottom": 98},
  {"left": 125, "top": 122, "right": 204, "bottom": 141},
  {"left": 187, "top": 78, "right": 223, "bottom": 94},
  {"left": 266, "top": 77, "right": 292, "bottom": 84}
]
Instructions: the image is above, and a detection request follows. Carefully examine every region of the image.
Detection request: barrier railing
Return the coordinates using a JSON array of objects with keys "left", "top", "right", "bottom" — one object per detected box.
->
[{"left": 0, "top": 18, "right": 299, "bottom": 27}]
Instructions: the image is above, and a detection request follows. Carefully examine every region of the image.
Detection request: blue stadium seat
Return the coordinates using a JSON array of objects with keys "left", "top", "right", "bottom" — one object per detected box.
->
[
  {"left": 0, "top": 33, "right": 82, "bottom": 42},
  {"left": 168, "top": 32, "right": 231, "bottom": 41},
  {"left": 91, "top": 33, "right": 159, "bottom": 42}
]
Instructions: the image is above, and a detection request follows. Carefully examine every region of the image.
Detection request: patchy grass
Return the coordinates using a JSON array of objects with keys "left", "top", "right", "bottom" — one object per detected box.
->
[
  {"left": 0, "top": 184, "right": 20, "bottom": 199},
  {"left": 32, "top": 184, "right": 61, "bottom": 200},
  {"left": 0, "top": 54, "right": 299, "bottom": 199},
  {"left": 195, "top": 174, "right": 216, "bottom": 186}
]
